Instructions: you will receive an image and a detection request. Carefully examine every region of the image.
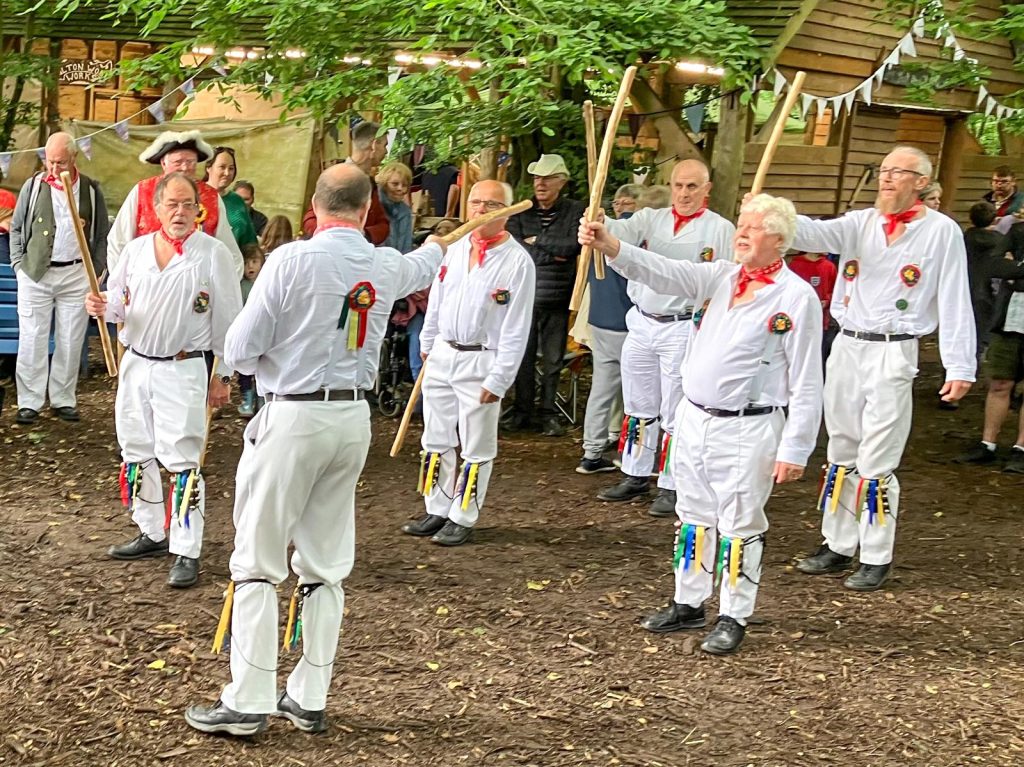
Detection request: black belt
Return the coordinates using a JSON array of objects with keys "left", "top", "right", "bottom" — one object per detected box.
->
[
  {"left": 130, "top": 348, "right": 207, "bottom": 362},
  {"left": 266, "top": 389, "right": 366, "bottom": 402},
  {"left": 841, "top": 328, "right": 916, "bottom": 343},
  {"left": 50, "top": 259, "right": 83, "bottom": 267},
  {"left": 638, "top": 307, "right": 692, "bottom": 323},
  {"left": 689, "top": 399, "right": 776, "bottom": 418},
  {"left": 447, "top": 340, "right": 487, "bottom": 352}
]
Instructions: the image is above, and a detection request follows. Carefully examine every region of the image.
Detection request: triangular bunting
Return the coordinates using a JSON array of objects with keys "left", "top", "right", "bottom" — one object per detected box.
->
[
  {"left": 264, "top": 72, "right": 274, "bottom": 86},
  {"left": 78, "top": 136, "right": 92, "bottom": 160},
  {"left": 773, "top": 71, "right": 786, "bottom": 97},
  {"left": 800, "top": 93, "right": 813, "bottom": 119},
  {"left": 114, "top": 120, "right": 131, "bottom": 141},
  {"left": 885, "top": 48, "right": 901, "bottom": 67},
  {"left": 860, "top": 80, "right": 873, "bottom": 106},
  {"left": 986, "top": 97, "right": 997, "bottom": 116},
  {"left": 978, "top": 85, "right": 989, "bottom": 106},
  {"left": 36, "top": 148, "right": 46, "bottom": 162},
  {"left": 843, "top": 90, "right": 856, "bottom": 113},
  {"left": 146, "top": 101, "right": 165, "bottom": 123},
  {"left": 181, "top": 77, "right": 195, "bottom": 96},
  {"left": 900, "top": 34, "right": 917, "bottom": 58},
  {"left": 627, "top": 113, "right": 644, "bottom": 142},
  {"left": 683, "top": 103, "right": 705, "bottom": 133},
  {"left": 815, "top": 98, "right": 827, "bottom": 119},
  {"left": 874, "top": 66, "right": 888, "bottom": 86},
  {"left": 831, "top": 95, "right": 844, "bottom": 116},
  {"left": 0, "top": 153, "right": 11, "bottom": 176},
  {"left": 912, "top": 16, "right": 925, "bottom": 37}
]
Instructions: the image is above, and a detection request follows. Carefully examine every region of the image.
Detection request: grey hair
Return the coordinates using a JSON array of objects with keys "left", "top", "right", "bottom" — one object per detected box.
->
[
  {"left": 154, "top": 171, "right": 199, "bottom": 207},
  {"left": 919, "top": 181, "right": 942, "bottom": 198},
  {"left": 890, "top": 145, "right": 933, "bottom": 178},
  {"left": 740, "top": 193, "right": 797, "bottom": 252},
  {"left": 614, "top": 183, "right": 645, "bottom": 201},
  {"left": 46, "top": 131, "right": 78, "bottom": 157}
]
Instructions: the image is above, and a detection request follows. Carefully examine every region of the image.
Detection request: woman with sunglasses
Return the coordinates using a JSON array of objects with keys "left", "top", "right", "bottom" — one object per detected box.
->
[{"left": 204, "top": 147, "right": 258, "bottom": 250}]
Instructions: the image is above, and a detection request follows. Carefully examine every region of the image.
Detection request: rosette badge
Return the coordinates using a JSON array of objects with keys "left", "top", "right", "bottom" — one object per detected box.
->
[{"left": 338, "top": 281, "right": 377, "bottom": 350}]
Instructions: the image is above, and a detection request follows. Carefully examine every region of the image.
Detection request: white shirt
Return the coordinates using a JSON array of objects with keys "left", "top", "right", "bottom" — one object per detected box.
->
[
  {"left": 107, "top": 183, "right": 244, "bottom": 278},
  {"left": 224, "top": 228, "right": 442, "bottom": 394},
  {"left": 793, "top": 207, "right": 976, "bottom": 382},
  {"left": 420, "top": 233, "right": 536, "bottom": 397},
  {"left": 606, "top": 207, "right": 735, "bottom": 315},
  {"left": 104, "top": 231, "right": 242, "bottom": 375},
  {"left": 51, "top": 175, "right": 79, "bottom": 262},
  {"left": 612, "top": 245, "right": 824, "bottom": 466}
]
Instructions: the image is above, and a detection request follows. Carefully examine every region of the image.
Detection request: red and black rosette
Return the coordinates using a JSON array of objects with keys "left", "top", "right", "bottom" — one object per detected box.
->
[
  {"left": 768, "top": 312, "right": 793, "bottom": 334},
  {"left": 899, "top": 264, "right": 921, "bottom": 288},
  {"left": 842, "top": 260, "right": 859, "bottom": 281},
  {"left": 492, "top": 288, "right": 510, "bottom": 305},
  {"left": 339, "top": 281, "right": 376, "bottom": 350},
  {"left": 700, "top": 247, "right": 715, "bottom": 263}
]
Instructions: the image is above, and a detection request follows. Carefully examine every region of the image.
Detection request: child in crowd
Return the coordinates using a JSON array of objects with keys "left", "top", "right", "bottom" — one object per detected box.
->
[
  {"left": 787, "top": 251, "right": 839, "bottom": 370},
  {"left": 237, "top": 245, "right": 265, "bottom": 417}
]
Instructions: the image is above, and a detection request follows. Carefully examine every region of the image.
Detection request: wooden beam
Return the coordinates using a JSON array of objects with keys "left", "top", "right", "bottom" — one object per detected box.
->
[
  {"left": 937, "top": 116, "right": 969, "bottom": 217},
  {"left": 710, "top": 90, "right": 750, "bottom": 219},
  {"left": 629, "top": 78, "right": 705, "bottom": 164}
]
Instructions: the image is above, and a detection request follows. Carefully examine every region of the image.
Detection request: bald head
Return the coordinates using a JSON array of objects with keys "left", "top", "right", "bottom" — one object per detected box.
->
[
  {"left": 44, "top": 132, "right": 78, "bottom": 179},
  {"left": 313, "top": 162, "right": 372, "bottom": 222},
  {"left": 670, "top": 158, "right": 711, "bottom": 216}
]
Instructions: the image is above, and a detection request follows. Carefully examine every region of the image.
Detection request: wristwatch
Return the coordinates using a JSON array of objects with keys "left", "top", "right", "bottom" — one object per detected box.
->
[{"left": 219, "top": 375, "right": 231, "bottom": 385}]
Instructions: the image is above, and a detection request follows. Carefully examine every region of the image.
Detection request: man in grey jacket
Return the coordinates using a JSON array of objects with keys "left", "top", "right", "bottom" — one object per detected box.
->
[{"left": 9, "top": 132, "right": 108, "bottom": 425}]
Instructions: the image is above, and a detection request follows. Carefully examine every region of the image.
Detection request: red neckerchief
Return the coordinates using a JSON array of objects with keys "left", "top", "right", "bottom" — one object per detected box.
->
[
  {"left": 882, "top": 202, "right": 923, "bottom": 237},
  {"left": 159, "top": 228, "right": 193, "bottom": 256},
  {"left": 734, "top": 258, "right": 783, "bottom": 297},
  {"left": 672, "top": 205, "right": 706, "bottom": 234},
  {"left": 314, "top": 220, "right": 362, "bottom": 235},
  {"left": 470, "top": 231, "right": 506, "bottom": 268},
  {"left": 43, "top": 170, "right": 78, "bottom": 192}
]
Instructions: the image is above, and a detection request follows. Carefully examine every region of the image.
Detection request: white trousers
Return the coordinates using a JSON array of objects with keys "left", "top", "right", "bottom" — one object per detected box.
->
[
  {"left": 818, "top": 335, "right": 915, "bottom": 565},
  {"left": 582, "top": 326, "right": 626, "bottom": 459},
  {"left": 671, "top": 400, "right": 785, "bottom": 625},
  {"left": 619, "top": 309, "right": 689, "bottom": 489},
  {"left": 221, "top": 400, "right": 371, "bottom": 714},
  {"left": 115, "top": 352, "right": 208, "bottom": 558},
  {"left": 421, "top": 343, "right": 501, "bottom": 528},
  {"left": 15, "top": 266, "right": 90, "bottom": 411}
]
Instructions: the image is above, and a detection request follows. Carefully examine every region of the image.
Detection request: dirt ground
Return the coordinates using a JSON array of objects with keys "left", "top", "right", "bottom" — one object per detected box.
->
[{"left": 1, "top": 338, "right": 1022, "bottom": 767}]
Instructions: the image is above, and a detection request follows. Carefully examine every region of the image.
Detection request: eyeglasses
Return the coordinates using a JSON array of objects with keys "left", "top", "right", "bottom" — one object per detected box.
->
[
  {"left": 160, "top": 201, "right": 199, "bottom": 211},
  {"left": 468, "top": 199, "right": 506, "bottom": 211},
  {"left": 878, "top": 167, "right": 924, "bottom": 179}
]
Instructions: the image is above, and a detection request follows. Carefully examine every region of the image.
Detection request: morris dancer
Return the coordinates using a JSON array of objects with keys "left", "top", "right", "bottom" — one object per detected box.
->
[
  {"left": 87, "top": 172, "right": 241, "bottom": 588},
  {"left": 597, "top": 159, "right": 734, "bottom": 517},
  {"left": 185, "top": 163, "right": 445, "bottom": 736},
  {"left": 580, "top": 193, "right": 822, "bottom": 655},
  {"left": 108, "top": 130, "right": 242, "bottom": 276},
  {"left": 401, "top": 180, "right": 535, "bottom": 546},
  {"left": 793, "top": 146, "right": 975, "bottom": 591}
]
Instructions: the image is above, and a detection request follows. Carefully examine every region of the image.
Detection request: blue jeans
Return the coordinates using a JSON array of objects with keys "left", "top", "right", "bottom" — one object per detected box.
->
[{"left": 408, "top": 312, "right": 424, "bottom": 381}]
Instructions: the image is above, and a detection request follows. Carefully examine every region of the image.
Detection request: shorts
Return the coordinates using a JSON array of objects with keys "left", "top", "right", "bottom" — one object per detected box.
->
[{"left": 984, "top": 333, "right": 1024, "bottom": 382}]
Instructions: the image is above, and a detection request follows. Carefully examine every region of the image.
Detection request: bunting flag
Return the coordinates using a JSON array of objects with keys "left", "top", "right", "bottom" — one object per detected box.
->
[
  {"left": 78, "top": 135, "right": 92, "bottom": 160},
  {"left": 683, "top": 102, "right": 706, "bottom": 133},
  {"left": 181, "top": 77, "right": 195, "bottom": 96},
  {"left": 627, "top": 113, "right": 644, "bottom": 142},
  {"left": 497, "top": 151, "right": 510, "bottom": 166},
  {"left": 113, "top": 120, "right": 131, "bottom": 142},
  {"left": 146, "top": 101, "right": 166, "bottom": 123},
  {"left": 264, "top": 72, "right": 274, "bottom": 86},
  {"left": 773, "top": 73, "right": 786, "bottom": 97},
  {"left": 0, "top": 153, "right": 10, "bottom": 176},
  {"left": 800, "top": 93, "right": 813, "bottom": 119},
  {"left": 977, "top": 85, "right": 989, "bottom": 106},
  {"left": 213, "top": 63, "right": 228, "bottom": 76},
  {"left": 36, "top": 148, "right": 46, "bottom": 163}
]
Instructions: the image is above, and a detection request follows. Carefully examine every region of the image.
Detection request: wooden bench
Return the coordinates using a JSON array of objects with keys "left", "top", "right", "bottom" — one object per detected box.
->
[{"left": 0, "top": 264, "right": 18, "bottom": 356}]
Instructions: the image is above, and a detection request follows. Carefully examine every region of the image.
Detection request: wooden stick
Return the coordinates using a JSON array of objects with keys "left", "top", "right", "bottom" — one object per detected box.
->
[
  {"left": 389, "top": 363, "right": 426, "bottom": 457},
  {"left": 438, "top": 199, "right": 532, "bottom": 245},
  {"left": 583, "top": 100, "right": 597, "bottom": 188},
  {"left": 199, "top": 357, "right": 219, "bottom": 468},
  {"left": 750, "top": 71, "right": 806, "bottom": 195},
  {"left": 60, "top": 171, "right": 117, "bottom": 377},
  {"left": 846, "top": 164, "right": 876, "bottom": 212},
  {"left": 570, "top": 65, "right": 637, "bottom": 310}
]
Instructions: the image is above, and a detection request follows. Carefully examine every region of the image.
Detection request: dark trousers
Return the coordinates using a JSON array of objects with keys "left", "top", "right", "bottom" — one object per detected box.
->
[{"left": 513, "top": 307, "right": 569, "bottom": 420}]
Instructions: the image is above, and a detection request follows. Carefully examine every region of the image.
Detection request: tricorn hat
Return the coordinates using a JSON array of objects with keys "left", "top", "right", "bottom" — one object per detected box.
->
[{"left": 139, "top": 130, "right": 215, "bottom": 165}]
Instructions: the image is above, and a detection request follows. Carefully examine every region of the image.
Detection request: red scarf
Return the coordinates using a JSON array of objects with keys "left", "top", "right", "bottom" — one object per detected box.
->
[
  {"left": 734, "top": 258, "right": 783, "bottom": 297},
  {"left": 672, "top": 205, "right": 706, "bottom": 234},
  {"left": 314, "top": 220, "right": 363, "bottom": 235},
  {"left": 159, "top": 228, "right": 193, "bottom": 255},
  {"left": 43, "top": 170, "right": 78, "bottom": 192},
  {"left": 882, "top": 202, "right": 923, "bottom": 237},
  {"left": 470, "top": 231, "right": 506, "bottom": 268}
]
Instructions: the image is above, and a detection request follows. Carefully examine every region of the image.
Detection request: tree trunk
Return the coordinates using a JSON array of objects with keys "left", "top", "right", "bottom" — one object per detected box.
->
[
  {"left": 709, "top": 91, "right": 749, "bottom": 220},
  {"left": 44, "top": 37, "right": 61, "bottom": 136}
]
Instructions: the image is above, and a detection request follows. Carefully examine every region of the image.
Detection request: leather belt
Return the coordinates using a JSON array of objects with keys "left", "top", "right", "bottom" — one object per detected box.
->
[
  {"left": 50, "top": 259, "right": 84, "bottom": 267},
  {"left": 266, "top": 389, "right": 366, "bottom": 402},
  {"left": 130, "top": 348, "right": 206, "bottom": 362},
  {"left": 447, "top": 340, "right": 487, "bottom": 352},
  {"left": 689, "top": 399, "right": 776, "bottom": 418},
  {"left": 638, "top": 307, "right": 692, "bottom": 323},
  {"left": 841, "top": 328, "right": 916, "bottom": 343}
]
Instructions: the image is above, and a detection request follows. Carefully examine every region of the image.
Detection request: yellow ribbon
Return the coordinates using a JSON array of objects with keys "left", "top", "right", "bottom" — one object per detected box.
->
[
  {"left": 694, "top": 526, "right": 705, "bottom": 571},
  {"left": 179, "top": 469, "right": 197, "bottom": 523},
  {"left": 211, "top": 581, "right": 235, "bottom": 654},
  {"left": 830, "top": 466, "right": 846, "bottom": 514},
  {"left": 416, "top": 450, "right": 427, "bottom": 494},
  {"left": 877, "top": 480, "right": 886, "bottom": 527},
  {"left": 282, "top": 585, "right": 299, "bottom": 652},
  {"left": 729, "top": 538, "right": 742, "bottom": 589},
  {"left": 461, "top": 463, "right": 480, "bottom": 510},
  {"left": 424, "top": 452, "right": 439, "bottom": 496},
  {"left": 347, "top": 315, "right": 359, "bottom": 350}
]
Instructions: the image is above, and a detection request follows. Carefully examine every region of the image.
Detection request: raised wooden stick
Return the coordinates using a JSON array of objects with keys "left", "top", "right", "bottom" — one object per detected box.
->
[
  {"left": 389, "top": 363, "right": 426, "bottom": 458},
  {"left": 60, "top": 171, "right": 117, "bottom": 377},
  {"left": 750, "top": 71, "right": 807, "bottom": 195},
  {"left": 571, "top": 65, "right": 637, "bottom": 309},
  {"left": 583, "top": 100, "right": 598, "bottom": 187},
  {"left": 199, "top": 357, "right": 219, "bottom": 468}
]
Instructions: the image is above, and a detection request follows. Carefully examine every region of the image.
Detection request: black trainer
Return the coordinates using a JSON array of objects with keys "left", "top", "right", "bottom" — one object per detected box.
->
[
  {"left": 640, "top": 602, "right": 706, "bottom": 633},
  {"left": 541, "top": 416, "right": 565, "bottom": 437},
  {"left": 796, "top": 543, "right": 853, "bottom": 575},
  {"left": 15, "top": 408, "right": 38, "bottom": 425},
  {"left": 108, "top": 533, "right": 169, "bottom": 560},
  {"left": 276, "top": 691, "right": 328, "bottom": 734},
  {"left": 597, "top": 475, "right": 649, "bottom": 502},
  {"left": 576, "top": 456, "right": 617, "bottom": 475},
  {"left": 168, "top": 555, "right": 200, "bottom": 588},
  {"left": 431, "top": 520, "right": 472, "bottom": 546},
  {"left": 954, "top": 443, "right": 997, "bottom": 465},
  {"left": 648, "top": 489, "right": 677, "bottom": 517},
  {"left": 1003, "top": 448, "right": 1024, "bottom": 474},
  {"left": 843, "top": 562, "right": 890, "bottom": 591},
  {"left": 701, "top": 616, "right": 746, "bottom": 655},
  {"left": 51, "top": 406, "right": 80, "bottom": 422},
  {"left": 401, "top": 513, "right": 447, "bottom": 537},
  {"left": 184, "top": 700, "right": 268, "bottom": 736}
]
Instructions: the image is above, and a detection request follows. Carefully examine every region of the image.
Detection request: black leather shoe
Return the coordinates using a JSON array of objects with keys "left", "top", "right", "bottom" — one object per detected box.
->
[
  {"left": 843, "top": 562, "right": 890, "bottom": 591},
  {"left": 168, "top": 555, "right": 200, "bottom": 588},
  {"left": 954, "top": 443, "right": 997, "bottom": 464},
  {"left": 431, "top": 520, "right": 472, "bottom": 546},
  {"left": 541, "top": 416, "right": 565, "bottom": 437},
  {"left": 597, "top": 475, "right": 649, "bottom": 502},
  {"left": 276, "top": 691, "right": 328, "bottom": 734},
  {"left": 500, "top": 412, "right": 531, "bottom": 432},
  {"left": 640, "top": 602, "right": 706, "bottom": 633},
  {"left": 184, "top": 700, "right": 268, "bottom": 736},
  {"left": 15, "top": 408, "right": 38, "bottom": 425},
  {"left": 108, "top": 533, "right": 169, "bottom": 560},
  {"left": 401, "top": 513, "right": 447, "bottom": 537},
  {"left": 648, "top": 489, "right": 677, "bottom": 518},
  {"left": 796, "top": 543, "right": 853, "bottom": 575},
  {"left": 701, "top": 616, "right": 746, "bottom": 655},
  {"left": 51, "top": 406, "right": 80, "bottom": 422}
]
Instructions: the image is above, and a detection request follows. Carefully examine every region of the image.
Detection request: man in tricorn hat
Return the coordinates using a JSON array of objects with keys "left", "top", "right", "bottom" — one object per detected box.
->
[{"left": 108, "top": 130, "right": 242, "bottom": 277}]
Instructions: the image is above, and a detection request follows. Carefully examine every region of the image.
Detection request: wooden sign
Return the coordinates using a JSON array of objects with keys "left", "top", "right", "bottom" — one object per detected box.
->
[{"left": 58, "top": 59, "right": 115, "bottom": 86}]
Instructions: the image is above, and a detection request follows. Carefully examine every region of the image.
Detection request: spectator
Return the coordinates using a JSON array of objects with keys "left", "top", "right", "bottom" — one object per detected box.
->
[
  {"left": 259, "top": 215, "right": 294, "bottom": 255},
  {"left": 787, "top": 251, "right": 839, "bottom": 368},
  {"left": 301, "top": 121, "right": 390, "bottom": 244},
  {"left": 611, "top": 183, "right": 644, "bottom": 219},
  {"left": 233, "top": 180, "right": 268, "bottom": 236},
  {"left": 965, "top": 202, "right": 1011, "bottom": 359},
  {"left": 377, "top": 161, "right": 414, "bottom": 253},
  {"left": 9, "top": 132, "right": 109, "bottom": 425},
  {"left": 984, "top": 165, "right": 1024, "bottom": 218},
  {"left": 204, "top": 147, "right": 258, "bottom": 250},
  {"left": 422, "top": 162, "right": 461, "bottom": 217},
  {"left": 237, "top": 244, "right": 265, "bottom": 417},
  {"left": 919, "top": 182, "right": 942, "bottom": 211},
  {"left": 638, "top": 185, "right": 671, "bottom": 210},
  {"left": 0, "top": 188, "right": 15, "bottom": 264},
  {"left": 505, "top": 154, "right": 586, "bottom": 436}
]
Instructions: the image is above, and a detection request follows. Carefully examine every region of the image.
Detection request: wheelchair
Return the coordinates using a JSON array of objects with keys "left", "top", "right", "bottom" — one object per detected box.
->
[{"left": 376, "top": 315, "right": 412, "bottom": 418}]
